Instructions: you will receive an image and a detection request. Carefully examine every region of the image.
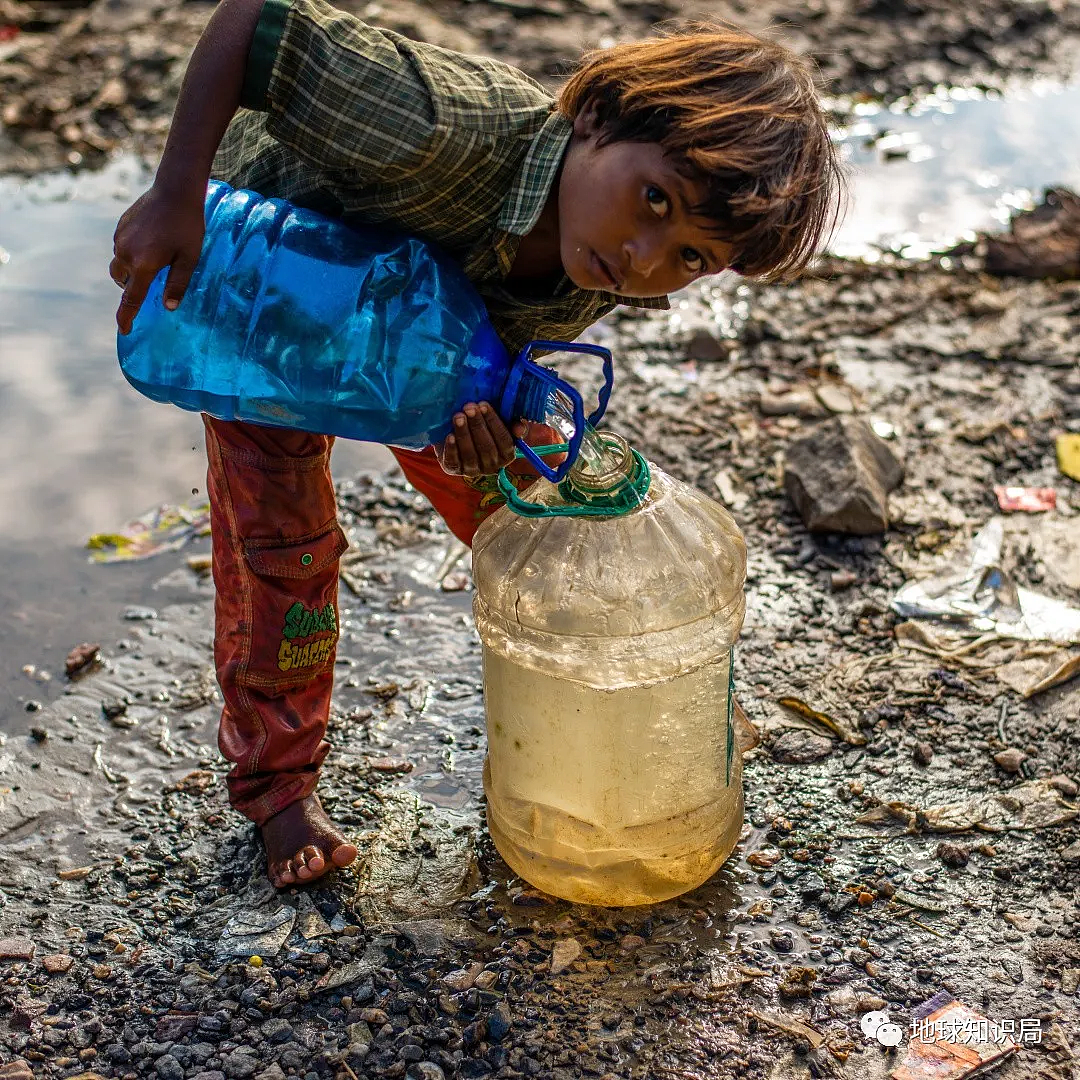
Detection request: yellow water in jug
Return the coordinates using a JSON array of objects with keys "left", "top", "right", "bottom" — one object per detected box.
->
[{"left": 472, "top": 432, "right": 746, "bottom": 906}]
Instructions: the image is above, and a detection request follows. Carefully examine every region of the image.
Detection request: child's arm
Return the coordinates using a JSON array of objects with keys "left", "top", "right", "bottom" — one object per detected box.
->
[{"left": 111, "top": 0, "right": 265, "bottom": 333}]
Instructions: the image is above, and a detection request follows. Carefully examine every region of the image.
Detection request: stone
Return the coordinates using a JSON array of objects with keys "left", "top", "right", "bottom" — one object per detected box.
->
[
  {"left": 486, "top": 1003, "right": 512, "bottom": 1042},
  {"left": 221, "top": 1051, "right": 258, "bottom": 1079},
  {"left": 0, "top": 938, "right": 35, "bottom": 961},
  {"left": 936, "top": 842, "right": 970, "bottom": 868},
  {"left": 1060, "top": 840, "right": 1080, "bottom": 862},
  {"left": 154, "top": 1054, "right": 185, "bottom": 1080},
  {"left": 42, "top": 953, "right": 75, "bottom": 973},
  {"left": 549, "top": 938, "right": 582, "bottom": 975},
  {"left": 0, "top": 1063, "right": 33, "bottom": 1080},
  {"left": 994, "top": 748, "right": 1027, "bottom": 773},
  {"left": 260, "top": 1018, "right": 293, "bottom": 1044},
  {"left": 686, "top": 327, "right": 733, "bottom": 362},
  {"left": 770, "top": 729, "right": 836, "bottom": 764},
  {"left": 255, "top": 1067, "right": 287, "bottom": 1080},
  {"left": 783, "top": 416, "right": 904, "bottom": 534},
  {"left": 407, "top": 1064, "right": 446, "bottom": 1080},
  {"left": 913, "top": 742, "right": 934, "bottom": 766},
  {"left": 1048, "top": 774, "right": 1078, "bottom": 799}
]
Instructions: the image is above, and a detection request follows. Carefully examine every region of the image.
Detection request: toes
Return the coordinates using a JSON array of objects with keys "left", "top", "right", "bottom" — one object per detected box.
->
[
  {"left": 295, "top": 846, "right": 325, "bottom": 881},
  {"left": 273, "top": 860, "right": 297, "bottom": 887},
  {"left": 303, "top": 845, "right": 326, "bottom": 873},
  {"left": 331, "top": 842, "right": 359, "bottom": 868}
]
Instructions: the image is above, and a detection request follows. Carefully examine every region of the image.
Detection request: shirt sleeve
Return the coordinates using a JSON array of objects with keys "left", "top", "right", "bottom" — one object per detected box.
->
[{"left": 240, "top": 0, "right": 440, "bottom": 181}]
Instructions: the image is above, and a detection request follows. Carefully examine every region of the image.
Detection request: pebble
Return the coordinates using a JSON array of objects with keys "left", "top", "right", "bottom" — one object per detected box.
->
[
  {"left": 486, "top": 1003, "right": 512, "bottom": 1042},
  {"left": 407, "top": 1064, "right": 446, "bottom": 1080},
  {"left": 221, "top": 1050, "right": 258, "bottom": 1079},
  {"left": 771, "top": 729, "right": 835, "bottom": 763},
  {"left": 0, "top": 1064, "right": 33, "bottom": 1080},
  {"left": 0, "top": 938, "right": 35, "bottom": 961},
  {"left": 937, "top": 842, "right": 970, "bottom": 868},
  {"left": 123, "top": 606, "right": 159, "bottom": 620},
  {"left": 913, "top": 742, "right": 934, "bottom": 766},
  {"left": 155, "top": 1053, "right": 185, "bottom": 1080},
  {"left": 1048, "top": 774, "right": 1079, "bottom": 799},
  {"left": 42, "top": 953, "right": 74, "bottom": 973},
  {"left": 549, "top": 938, "right": 582, "bottom": 975},
  {"left": 993, "top": 748, "right": 1027, "bottom": 772}
]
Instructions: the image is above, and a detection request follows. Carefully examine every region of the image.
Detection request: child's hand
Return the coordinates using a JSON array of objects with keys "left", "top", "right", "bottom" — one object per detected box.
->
[
  {"left": 110, "top": 182, "right": 207, "bottom": 335},
  {"left": 434, "top": 403, "right": 527, "bottom": 478}
]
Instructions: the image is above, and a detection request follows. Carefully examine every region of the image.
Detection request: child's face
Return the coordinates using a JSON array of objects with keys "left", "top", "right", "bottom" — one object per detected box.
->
[{"left": 558, "top": 104, "right": 736, "bottom": 297}]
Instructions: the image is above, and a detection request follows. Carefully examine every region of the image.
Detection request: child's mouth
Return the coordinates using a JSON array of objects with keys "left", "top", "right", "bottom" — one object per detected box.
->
[{"left": 590, "top": 251, "right": 621, "bottom": 291}]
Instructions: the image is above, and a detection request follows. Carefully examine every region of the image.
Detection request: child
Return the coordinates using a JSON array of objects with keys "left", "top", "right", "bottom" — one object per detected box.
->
[{"left": 111, "top": 0, "right": 843, "bottom": 888}]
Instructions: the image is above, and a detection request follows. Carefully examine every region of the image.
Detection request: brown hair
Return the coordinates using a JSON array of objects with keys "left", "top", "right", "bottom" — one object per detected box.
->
[{"left": 557, "top": 23, "right": 847, "bottom": 280}]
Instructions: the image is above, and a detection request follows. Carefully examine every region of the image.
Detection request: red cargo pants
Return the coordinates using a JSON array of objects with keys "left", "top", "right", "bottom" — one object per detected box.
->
[{"left": 204, "top": 415, "right": 555, "bottom": 824}]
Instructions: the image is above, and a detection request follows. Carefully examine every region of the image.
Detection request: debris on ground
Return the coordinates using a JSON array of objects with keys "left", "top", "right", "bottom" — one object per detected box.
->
[
  {"left": 980, "top": 186, "right": 1080, "bottom": 279},
  {"left": 86, "top": 497, "right": 210, "bottom": 562},
  {"left": 892, "top": 991, "right": 1017, "bottom": 1080},
  {"left": 856, "top": 778, "right": 1078, "bottom": 833},
  {"left": 993, "top": 485, "right": 1057, "bottom": 513},
  {"left": 783, "top": 415, "right": 904, "bottom": 534},
  {"left": 63, "top": 640, "right": 100, "bottom": 678},
  {"left": 892, "top": 517, "right": 1080, "bottom": 644}
]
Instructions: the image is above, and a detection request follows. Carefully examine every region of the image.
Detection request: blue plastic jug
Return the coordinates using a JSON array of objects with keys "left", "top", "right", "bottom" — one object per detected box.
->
[{"left": 117, "top": 180, "right": 613, "bottom": 482}]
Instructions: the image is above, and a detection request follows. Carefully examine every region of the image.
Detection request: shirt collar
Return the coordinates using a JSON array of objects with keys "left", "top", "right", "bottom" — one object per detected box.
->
[{"left": 495, "top": 109, "right": 670, "bottom": 311}]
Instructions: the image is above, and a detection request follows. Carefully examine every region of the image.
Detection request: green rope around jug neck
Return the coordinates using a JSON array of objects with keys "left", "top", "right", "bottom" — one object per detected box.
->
[{"left": 497, "top": 444, "right": 651, "bottom": 518}]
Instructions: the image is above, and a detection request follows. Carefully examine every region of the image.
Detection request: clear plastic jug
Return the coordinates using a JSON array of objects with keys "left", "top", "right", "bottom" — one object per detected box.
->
[{"left": 471, "top": 432, "right": 747, "bottom": 906}]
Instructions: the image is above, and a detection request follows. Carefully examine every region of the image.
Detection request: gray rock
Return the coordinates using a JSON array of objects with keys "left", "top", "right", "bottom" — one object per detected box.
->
[
  {"left": 783, "top": 416, "right": 904, "bottom": 534},
  {"left": 221, "top": 1051, "right": 258, "bottom": 1079},
  {"left": 408, "top": 1064, "right": 447, "bottom": 1080},
  {"left": 153, "top": 1054, "right": 184, "bottom": 1080},
  {"left": 771, "top": 729, "right": 836, "bottom": 763},
  {"left": 260, "top": 1019, "right": 293, "bottom": 1045},
  {"left": 255, "top": 1066, "right": 287, "bottom": 1080}
]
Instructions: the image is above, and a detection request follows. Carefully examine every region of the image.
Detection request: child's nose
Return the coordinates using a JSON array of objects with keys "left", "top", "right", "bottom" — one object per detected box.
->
[{"left": 624, "top": 236, "right": 663, "bottom": 279}]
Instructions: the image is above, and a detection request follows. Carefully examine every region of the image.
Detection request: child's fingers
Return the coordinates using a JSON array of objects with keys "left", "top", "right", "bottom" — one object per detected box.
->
[
  {"left": 452, "top": 412, "right": 480, "bottom": 475},
  {"left": 462, "top": 404, "right": 500, "bottom": 473},
  {"left": 479, "top": 403, "right": 517, "bottom": 462}
]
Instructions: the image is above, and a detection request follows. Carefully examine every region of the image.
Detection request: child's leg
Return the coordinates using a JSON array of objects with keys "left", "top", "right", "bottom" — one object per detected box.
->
[{"left": 204, "top": 415, "right": 357, "bottom": 886}]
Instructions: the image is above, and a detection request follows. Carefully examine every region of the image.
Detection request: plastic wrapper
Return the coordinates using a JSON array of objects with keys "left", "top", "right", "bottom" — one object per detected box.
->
[{"left": 892, "top": 517, "right": 1080, "bottom": 644}]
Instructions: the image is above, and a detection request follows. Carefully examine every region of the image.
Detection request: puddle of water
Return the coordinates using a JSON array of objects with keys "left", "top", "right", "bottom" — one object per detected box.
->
[
  {"left": 0, "top": 157, "right": 393, "bottom": 727},
  {"left": 832, "top": 80, "right": 1080, "bottom": 259}
]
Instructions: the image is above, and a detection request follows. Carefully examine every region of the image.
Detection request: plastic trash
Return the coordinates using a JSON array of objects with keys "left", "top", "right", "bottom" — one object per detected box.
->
[
  {"left": 471, "top": 430, "right": 747, "bottom": 906},
  {"left": 892, "top": 517, "right": 1080, "bottom": 644},
  {"left": 117, "top": 180, "right": 613, "bottom": 483}
]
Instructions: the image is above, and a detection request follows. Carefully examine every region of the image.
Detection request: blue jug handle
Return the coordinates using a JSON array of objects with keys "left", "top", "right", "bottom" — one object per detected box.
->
[{"left": 499, "top": 340, "right": 614, "bottom": 483}]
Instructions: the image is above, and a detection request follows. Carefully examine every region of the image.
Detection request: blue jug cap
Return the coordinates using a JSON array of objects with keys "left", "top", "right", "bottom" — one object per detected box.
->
[{"left": 498, "top": 340, "right": 613, "bottom": 483}]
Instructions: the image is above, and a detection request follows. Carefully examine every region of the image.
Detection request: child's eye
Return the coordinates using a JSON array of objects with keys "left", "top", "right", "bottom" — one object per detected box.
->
[
  {"left": 682, "top": 247, "right": 705, "bottom": 273},
  {"left": 646, "top": 186, "right": 669, "bottom": 216}
]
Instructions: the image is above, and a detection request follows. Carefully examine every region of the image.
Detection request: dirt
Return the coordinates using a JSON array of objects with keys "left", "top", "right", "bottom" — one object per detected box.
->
[{"left": 1, "top": 1, "right": 1080, "bottom": 1079}]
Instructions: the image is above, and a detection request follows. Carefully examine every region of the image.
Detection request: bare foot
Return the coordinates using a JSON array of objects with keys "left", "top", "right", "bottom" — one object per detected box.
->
[{"left": 261, "top": 795, "right": 358, "bottom": 888}]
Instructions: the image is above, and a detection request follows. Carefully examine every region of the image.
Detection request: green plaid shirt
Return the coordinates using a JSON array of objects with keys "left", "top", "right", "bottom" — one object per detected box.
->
[{"left": 211, "top": 0, "right": 669, "bottom": 357}]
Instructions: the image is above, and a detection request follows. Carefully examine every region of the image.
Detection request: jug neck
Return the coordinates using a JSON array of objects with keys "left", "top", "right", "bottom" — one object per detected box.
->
[{"left": 559, "top": 430, "right": 650, "bottom": 513}]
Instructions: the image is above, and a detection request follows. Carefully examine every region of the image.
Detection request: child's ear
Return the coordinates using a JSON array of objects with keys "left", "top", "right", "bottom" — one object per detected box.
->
[{"left": 572, "top": 97, "right": 602, "bottom": 139}]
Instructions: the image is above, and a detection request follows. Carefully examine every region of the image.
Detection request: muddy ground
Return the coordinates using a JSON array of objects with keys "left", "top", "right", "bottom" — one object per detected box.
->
[{"left": 1, "top": 0, "right": 1080, "bottom": 1079}]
